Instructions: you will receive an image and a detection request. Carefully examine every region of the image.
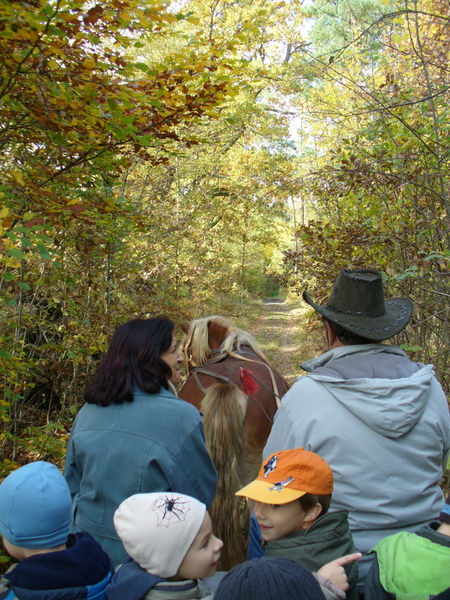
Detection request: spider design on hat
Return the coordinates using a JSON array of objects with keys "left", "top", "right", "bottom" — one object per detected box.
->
[
  {"left": 269, "top": 476, "right": 294, "bottom": 492},
  {"left": 153, "top": 495, "right": 191, "bottom": 527},
  {"left": 263, "top": 455, "right": 278, "bottom": 478}
]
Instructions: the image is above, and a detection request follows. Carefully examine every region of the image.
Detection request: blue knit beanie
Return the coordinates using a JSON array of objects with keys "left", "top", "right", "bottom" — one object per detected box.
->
[
  {"left": 0, "top": 461, "right": 72, "bottom": 548},
  {"left": 214, "top": 557, "right": 326, "bottom": 600}
]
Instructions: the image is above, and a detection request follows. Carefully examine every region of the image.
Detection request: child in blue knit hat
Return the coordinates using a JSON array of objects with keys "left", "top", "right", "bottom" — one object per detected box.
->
[{"left": 0, "top": 461, "right": 114, "bottom": 600}]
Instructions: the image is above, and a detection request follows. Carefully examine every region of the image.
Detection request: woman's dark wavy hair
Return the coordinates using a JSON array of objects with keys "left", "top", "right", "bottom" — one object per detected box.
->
[{"left": 85, "top": 317, "right": 174, "bottom": 406}]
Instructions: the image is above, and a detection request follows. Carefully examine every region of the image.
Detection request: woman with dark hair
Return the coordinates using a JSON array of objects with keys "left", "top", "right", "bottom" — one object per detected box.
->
[{"left": 64, "top": 317, "right": 217, "bottom": 567}]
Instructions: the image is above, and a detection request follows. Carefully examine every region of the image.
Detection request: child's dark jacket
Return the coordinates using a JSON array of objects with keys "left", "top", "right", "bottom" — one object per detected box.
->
[
  {"left": 249, "top": 510, "right": 359, "bottom": 600},
  {"left": 0, "top": 532, "right": 113, "bottom": 600},
  {"left": 364, "top": 522, "right": 450, "bottom": 600}
]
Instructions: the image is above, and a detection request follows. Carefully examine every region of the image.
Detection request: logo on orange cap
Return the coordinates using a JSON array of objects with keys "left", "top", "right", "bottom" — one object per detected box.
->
[{"left": 236, "top": 448, "right": 333, "bottom": 504}]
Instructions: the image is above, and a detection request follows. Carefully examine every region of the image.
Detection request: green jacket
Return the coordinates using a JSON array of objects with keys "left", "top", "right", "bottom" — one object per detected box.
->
[
  {"left": 264, "top": 510, "right": 359, "bottom": 600},
  {"left": 365, "top": 523, "right": 450, "bottom": 600}
]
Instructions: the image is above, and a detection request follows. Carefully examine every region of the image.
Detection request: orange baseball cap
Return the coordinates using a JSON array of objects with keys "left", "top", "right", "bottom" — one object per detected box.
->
[{"left": 235, "top": 448, "right": 333, "bottom": 504}]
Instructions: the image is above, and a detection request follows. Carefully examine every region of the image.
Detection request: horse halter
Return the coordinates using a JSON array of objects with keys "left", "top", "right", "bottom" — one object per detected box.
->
[
  {"left": 183, "top": 329, "right": 224, "bottom": 377},
  {"left": 183, "top": 332, "right": 197, "bottom": 376},
  {"left": 185, "top": 351, "right": 198, "bottom": 375}
]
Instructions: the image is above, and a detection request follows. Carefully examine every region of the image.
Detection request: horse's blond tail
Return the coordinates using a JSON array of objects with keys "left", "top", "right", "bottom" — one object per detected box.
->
[{"left": 201, "top": 382, "right": 248, "bottom": 571}]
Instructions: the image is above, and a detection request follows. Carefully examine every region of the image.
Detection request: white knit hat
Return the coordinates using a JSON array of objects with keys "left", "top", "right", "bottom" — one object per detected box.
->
[{"left": 114, "top": 492, "right": 206, "bottom": 578}]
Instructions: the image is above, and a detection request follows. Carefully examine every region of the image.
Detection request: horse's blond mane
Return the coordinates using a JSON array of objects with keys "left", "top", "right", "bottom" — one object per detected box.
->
[{"left": 185, "top": 315, "right": 268, "bottom": 367}]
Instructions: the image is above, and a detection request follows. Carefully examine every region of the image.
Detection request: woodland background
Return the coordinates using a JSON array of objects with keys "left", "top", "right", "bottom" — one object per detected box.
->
[{"left": 1, "top": 0, "right": 450, "bottom": 495}]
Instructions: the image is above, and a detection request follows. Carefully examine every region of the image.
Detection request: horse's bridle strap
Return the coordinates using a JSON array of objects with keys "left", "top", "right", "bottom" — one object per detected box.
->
[
  {"left": 224, "top": 350, "right": 281, "bottom": 409},
  {"left": 193, "top": 368, "right": 235, "bottom": 394},
  {"left": 193, "top": 351, "right": 281, "bottom": 409}
]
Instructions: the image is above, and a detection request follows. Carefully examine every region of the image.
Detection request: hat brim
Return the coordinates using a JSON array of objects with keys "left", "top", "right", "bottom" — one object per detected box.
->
[
  {"left": 303, "top": 291, "right": 413, "bottom": 341},
  {"left": 235, "top": 479, "right": 307, "bottom": 504}
]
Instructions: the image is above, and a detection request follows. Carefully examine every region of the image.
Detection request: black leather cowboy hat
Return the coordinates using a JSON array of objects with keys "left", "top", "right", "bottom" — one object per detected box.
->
[{"left": 303, "top": 268, "right": 413, "bottom": 341}]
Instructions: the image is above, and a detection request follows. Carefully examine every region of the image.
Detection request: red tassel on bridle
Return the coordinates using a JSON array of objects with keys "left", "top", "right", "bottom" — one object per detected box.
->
[{"left": 240, "top": 368, "right": 259, "bottom": 396}]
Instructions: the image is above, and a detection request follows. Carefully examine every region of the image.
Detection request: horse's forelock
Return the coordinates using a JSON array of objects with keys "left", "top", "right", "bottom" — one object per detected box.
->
[
  {"left": 185, "top": 316, "right": 218, "bottom": 367},
  {"left": 184, "top": 315, "right": 268, "bottom": 367}
]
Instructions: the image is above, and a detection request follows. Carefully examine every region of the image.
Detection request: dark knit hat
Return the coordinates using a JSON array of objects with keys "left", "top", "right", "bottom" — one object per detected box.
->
[
  {"left": 439, "top": 496, "right": 450, "bottom": 525},
  {"left": 214, "top": 557, "right": 326, "bottom": 600}
]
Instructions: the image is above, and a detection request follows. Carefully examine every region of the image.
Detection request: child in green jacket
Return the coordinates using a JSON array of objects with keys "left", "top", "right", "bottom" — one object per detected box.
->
[
  {"left": 364, "top": 496, "right": 450, "bottom": 599},
  {"left": 238, "top": 447, "right": 359, "bottom": 600}
]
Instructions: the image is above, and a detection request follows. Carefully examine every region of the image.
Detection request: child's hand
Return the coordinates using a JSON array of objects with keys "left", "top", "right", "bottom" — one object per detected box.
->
[{"left": 317, "top": 552, "right": 362, "bottom": 591}]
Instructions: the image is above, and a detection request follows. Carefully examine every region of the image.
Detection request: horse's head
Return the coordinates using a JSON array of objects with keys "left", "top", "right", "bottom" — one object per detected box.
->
[{"left": 183, "top": 316, "right": 233, "bottom": 376}]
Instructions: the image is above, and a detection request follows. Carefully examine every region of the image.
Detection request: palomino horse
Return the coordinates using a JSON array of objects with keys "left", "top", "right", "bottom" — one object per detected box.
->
[{"left": 179, "top": 316, "right": 289, "bottom": 569}]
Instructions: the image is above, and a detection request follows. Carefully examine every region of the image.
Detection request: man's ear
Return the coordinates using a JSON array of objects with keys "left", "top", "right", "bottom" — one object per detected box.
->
[{"left": 324, "top": 320, "right": 341, "bottom": 349}]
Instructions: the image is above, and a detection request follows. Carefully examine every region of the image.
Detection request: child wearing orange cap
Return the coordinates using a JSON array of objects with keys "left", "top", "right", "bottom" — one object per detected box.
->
[{"left": 236, "top": 448, "right": 359, "bottom": 600}]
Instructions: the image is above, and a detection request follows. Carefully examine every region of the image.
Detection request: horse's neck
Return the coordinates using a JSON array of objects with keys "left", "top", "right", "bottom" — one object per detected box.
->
[
  {"left": 205, "top": 349, "right": 228, "bottom": 365},
  {"left": 205, "top": 346, "right": 263, "bottom": 369}
]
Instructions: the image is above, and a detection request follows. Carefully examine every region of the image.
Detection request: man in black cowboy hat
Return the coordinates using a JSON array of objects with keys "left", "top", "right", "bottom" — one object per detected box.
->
[{"left": 264, "top": 269, "right": 450, "bottom": 593}]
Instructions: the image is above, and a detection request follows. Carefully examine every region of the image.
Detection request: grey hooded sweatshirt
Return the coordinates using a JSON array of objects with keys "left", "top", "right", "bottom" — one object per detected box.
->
[{"left": 263, "top": 344, "right": 450, "bottom": 583}]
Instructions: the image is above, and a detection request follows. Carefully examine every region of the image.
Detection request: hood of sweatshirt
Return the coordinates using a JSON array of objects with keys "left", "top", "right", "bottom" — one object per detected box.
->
[
  {"left": 301, "top": 344, "right": 432, "bottom": 439},
  {"left": 5, "top": 532, "right": 114, "bottom": 600}
]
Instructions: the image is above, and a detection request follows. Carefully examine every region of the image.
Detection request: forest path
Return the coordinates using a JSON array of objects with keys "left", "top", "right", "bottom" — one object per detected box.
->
[{"left": 247, "top": 297, "right": 324, "bottom": 386}]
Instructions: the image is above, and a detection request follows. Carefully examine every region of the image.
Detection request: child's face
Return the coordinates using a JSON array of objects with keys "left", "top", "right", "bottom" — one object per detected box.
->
[
  {"left": 252, "top": 499, "right": 311, "bottom": 542},
  {"left": 175, "top": 512, "right": 223, "bottom": 581}
]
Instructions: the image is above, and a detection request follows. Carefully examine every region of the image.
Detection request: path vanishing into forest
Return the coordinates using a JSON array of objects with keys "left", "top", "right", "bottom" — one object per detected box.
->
[{"left": 248, "top": 297, "right": 324, "bottom": 386}]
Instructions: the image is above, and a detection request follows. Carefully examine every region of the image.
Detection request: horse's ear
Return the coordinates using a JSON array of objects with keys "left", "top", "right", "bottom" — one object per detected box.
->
[
  {"left": 179, "top": 320, "right": 190, "bottom": 334},
  {"left": 208, "top": 320, "right": 229, "bottom": 347}
]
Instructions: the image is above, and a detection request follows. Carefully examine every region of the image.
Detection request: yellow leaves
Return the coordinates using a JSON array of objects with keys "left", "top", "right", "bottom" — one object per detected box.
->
[
  {"left": 0, "top": 206, "right": 10, "bottom": 237},
  {"left": 160, "top": 13, "right": 178, "bottom": 24},
  {"left": 11, "top": 170, "right": 25, "bottom": 186},
  {"left": 59, "top": 11, "right": 75, "bottom": 22},
  {"left": 44, "top": 44, "right": 65, "bottom": 57},
  {"left": 82, "top": 58, "right": 97, "bottom": 70},
  {"left": 118, "top": 11, "right": 131, "bottom": 25},
  {"left": 16, "top": 28, "right": 40, "bottom": 42},
  {"left": 139, "top": 15, "right": 152, "bottom": 28}
]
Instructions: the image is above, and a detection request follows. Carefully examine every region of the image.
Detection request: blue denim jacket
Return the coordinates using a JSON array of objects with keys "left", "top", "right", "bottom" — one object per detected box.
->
[{"left": 64, "top": 386, "right": 217, "bottom": 566}]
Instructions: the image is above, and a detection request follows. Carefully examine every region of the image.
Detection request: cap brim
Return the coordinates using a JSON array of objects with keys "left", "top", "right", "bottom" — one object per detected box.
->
[{"left": 235, "top": 479, "right": 307, "bottom": 504}]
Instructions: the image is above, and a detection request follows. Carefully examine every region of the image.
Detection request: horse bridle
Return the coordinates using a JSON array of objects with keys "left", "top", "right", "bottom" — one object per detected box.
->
[{"left": 189, "top": 348, "right": 282, "bottom": 414}]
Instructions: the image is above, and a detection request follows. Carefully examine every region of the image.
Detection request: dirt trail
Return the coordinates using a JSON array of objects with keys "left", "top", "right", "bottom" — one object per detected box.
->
[{"left": 249, "top": 297, "right": 324, "bottom": 386}]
